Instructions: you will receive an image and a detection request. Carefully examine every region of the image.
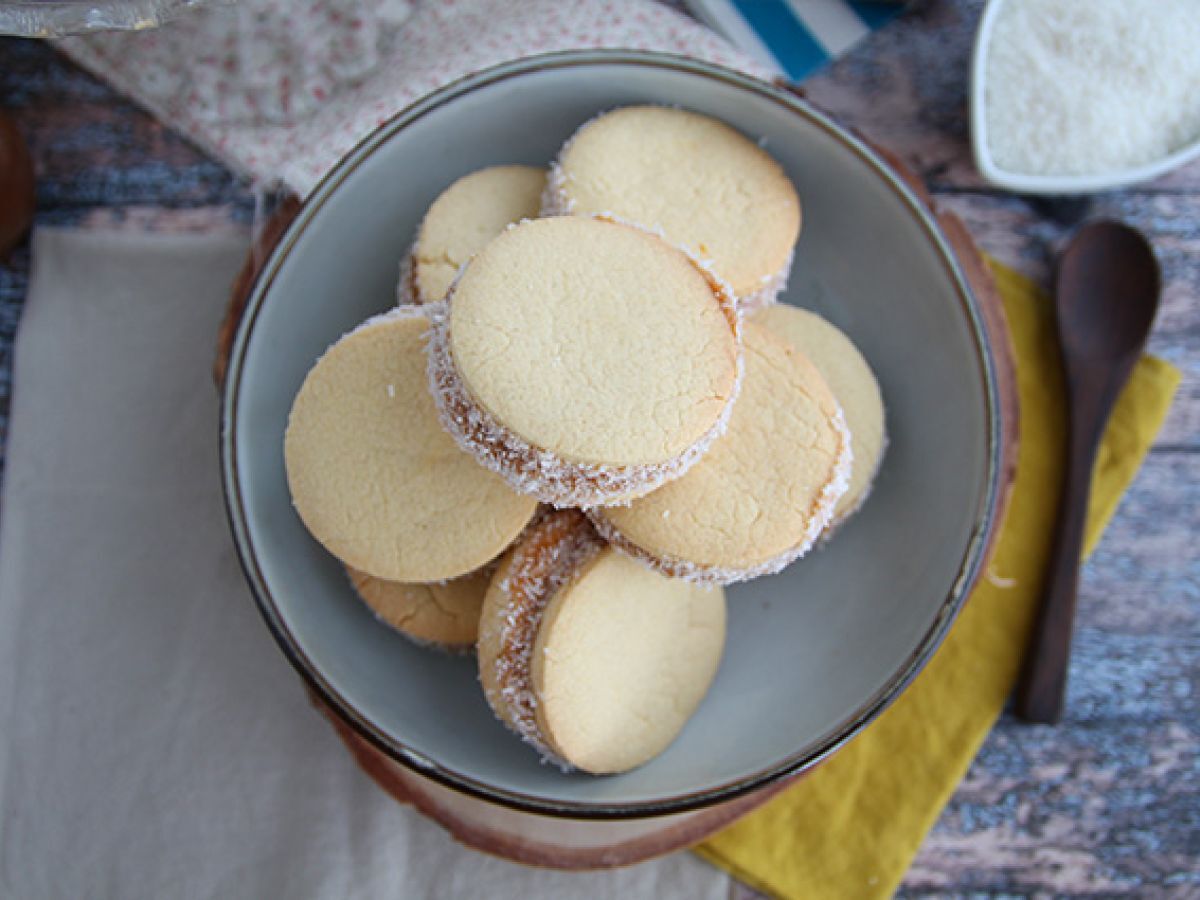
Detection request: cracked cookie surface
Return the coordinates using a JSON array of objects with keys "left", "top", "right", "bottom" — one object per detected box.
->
[
  {"left": 754, "top": 304, "right": 886, "bottom": 528},
  {"left": 284, "top": 308, "right": 537, "bottom": 582},
  {"left": 591, "top": 321, "right": 851, "bottom": 583},
  {"left": 429, "top": 216, "right": 740, "bottom": 507},
  {"left": 347, "top": 565, "right": 491, "bottom": 651}
]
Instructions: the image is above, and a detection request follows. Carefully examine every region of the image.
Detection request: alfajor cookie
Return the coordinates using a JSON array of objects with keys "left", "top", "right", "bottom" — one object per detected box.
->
[
  {"left": 400, "top": 165, "right": 546, "bottom": 305},
  {"left": 543, "top": 106, "right": 800, "bottom": 308},
  {"left": 347, "top": 566, "right": 490, "bottom": 652},
  {"left": 284, "top": 307, "right": 538, "bottom": 583},
  {"left": 478, "top": 510, "right": 726, "bottom": 774},
  {"left": 591, "top": 322, "right": 852, "bottom": 584},
  {"left": 428, "top": 215, "right": 741, "bottom": 508},
  {"left": 754, "top": 305, "right": 885, "bottom": 527},
  {"left": 478, "top": 510, "right": 604, "bottom": 761}
]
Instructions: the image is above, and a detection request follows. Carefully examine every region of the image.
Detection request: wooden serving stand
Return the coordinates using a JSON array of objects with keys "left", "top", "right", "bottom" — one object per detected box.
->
[{"left": 214, "top": 136, "right": 1019, "bottom": 870}]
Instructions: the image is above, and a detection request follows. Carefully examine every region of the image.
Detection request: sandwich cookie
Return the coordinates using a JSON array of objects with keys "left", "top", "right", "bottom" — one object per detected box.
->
[
  {"left": 400, "top": 165, "right": 546, "bottom": 305},
  {"left": 591, "top": 322, "right": 852, "bottom": 585},
  {"left": 284, "top": 307, "right": 538, "bottom": 583},
  {"left": 347, "top": 566, "right": 491, "bottom": 653},
  {"left": 428, "top": 216, "right": 741, "bottom": 508},
  {"left": 543, "top": 106, "right": 801, "bottom": 308},
  {"left": 478, "top": 510, "right": 726, "bottom": 774},
  {"left": 754, "top": 305, "right": 886, "bottom": 528}
]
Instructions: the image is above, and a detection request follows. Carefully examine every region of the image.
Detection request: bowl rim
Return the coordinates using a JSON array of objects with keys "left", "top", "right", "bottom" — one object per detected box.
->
[
  {"left": 220, "top": 48, "right": 1005, "bottom": 820},
  {"left": 968, "top": 0, "right": 1200, "bottom": 195}
]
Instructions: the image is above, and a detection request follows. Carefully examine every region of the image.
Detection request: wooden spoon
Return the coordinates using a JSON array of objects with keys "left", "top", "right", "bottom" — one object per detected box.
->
[
  {"left": 0, "top": 111, "right": 36, "bottom": 261},
  {"left": 1016, "top": 220, "right": 1161, "bottom": 724}
]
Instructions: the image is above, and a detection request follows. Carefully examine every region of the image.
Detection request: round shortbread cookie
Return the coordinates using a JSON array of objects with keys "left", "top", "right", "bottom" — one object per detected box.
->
[
  {"left": 544, "top": 106, "right": 801, "bottom": 305},
  {"left": 347, "top": 566, "right": 490, "bottom": 652},
  {"left": 531, "top": 547, "right": 726, "bottom": 775},
  {"left": 477, "top": 509, "right": 726, "bottom": 774},
  {"left": 754, "top": 305, "right": 886, "bottom": 526},
  {"left": 400, "top": 165, "right": 546, "bottom": 305},
  {"left": 591, "top": 322, "right": 852, "bottom": 584},
  {"left": 428, "top": 216, "right": 741, "bottom": 508},
  {"left": 284, "top": 308, "right": 538, "bottom": 583}
]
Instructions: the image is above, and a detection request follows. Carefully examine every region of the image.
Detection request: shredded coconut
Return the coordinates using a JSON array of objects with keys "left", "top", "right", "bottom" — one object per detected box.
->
[
  {"left": 822, "top": 428, "right": 889, "bottom": 538},
  {"left": 538, "top": 105, "right": 618, "bottom": 218},
  {"left": 487, "top": 513, "right": 604, "bottom": 769},
  {"left": 395, "top": 243, "right": 419, "bottom": 306},
  {"left": 985, "top": 0, "right": 1200, "bottom": 175},
  {"left": 540, "top": 160, "right": 574, "bottom": 217},
  {"left": 737, "top": 246, "right": 793, "bottom": 313}
]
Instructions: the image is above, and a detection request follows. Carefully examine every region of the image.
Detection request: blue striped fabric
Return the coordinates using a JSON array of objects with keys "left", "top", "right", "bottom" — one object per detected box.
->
[
  {"left": 686, "top": 0, "right": 902, "bottom": 82},
  {"left": 732, "top": 1, "right": 830, "bottom": 77}
]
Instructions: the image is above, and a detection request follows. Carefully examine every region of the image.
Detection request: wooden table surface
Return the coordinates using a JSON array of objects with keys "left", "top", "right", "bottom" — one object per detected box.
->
[{"left": 1, "top": 1, "right": 1196, "bottom": 895}]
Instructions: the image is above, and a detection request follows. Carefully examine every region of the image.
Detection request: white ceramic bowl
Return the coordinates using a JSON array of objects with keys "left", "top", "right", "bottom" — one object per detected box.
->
[
  {"left": 221, "top": 50, "right": 1005, "bottom": 818},
  {"left": 969, "top": 0, "right": 1200, "bottom": 195}
]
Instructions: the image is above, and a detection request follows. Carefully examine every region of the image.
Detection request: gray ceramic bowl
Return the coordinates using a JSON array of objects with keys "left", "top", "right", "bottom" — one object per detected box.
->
[{"left": 221, "top": 50, "right": 1003, "bottom": 818}]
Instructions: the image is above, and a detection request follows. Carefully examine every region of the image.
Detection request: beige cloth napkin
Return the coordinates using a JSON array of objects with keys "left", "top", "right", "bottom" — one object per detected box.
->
[{"left": 0, "top": 228, "right": 731, "bottom": 899}]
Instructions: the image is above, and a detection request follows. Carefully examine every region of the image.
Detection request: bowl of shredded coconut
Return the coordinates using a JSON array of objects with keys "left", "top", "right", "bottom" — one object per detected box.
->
[{"left": 970, "top": 0, "right": 1200, "bottom": 194}]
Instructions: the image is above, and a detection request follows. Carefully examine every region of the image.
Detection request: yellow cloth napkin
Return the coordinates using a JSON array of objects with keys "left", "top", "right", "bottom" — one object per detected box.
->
[{"left": 696, "top": 260, "right": 1181, "bottom": 900}]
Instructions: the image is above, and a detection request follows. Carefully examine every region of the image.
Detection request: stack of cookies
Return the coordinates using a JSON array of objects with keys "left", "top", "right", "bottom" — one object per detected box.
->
[{"left": 284, "top": 107, "right": 886, "bottom": 775}]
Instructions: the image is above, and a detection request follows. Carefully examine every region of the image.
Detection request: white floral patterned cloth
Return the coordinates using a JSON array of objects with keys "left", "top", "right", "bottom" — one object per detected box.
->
[{"left": 58, "top": 0, "right": 765, "bottom": 196}]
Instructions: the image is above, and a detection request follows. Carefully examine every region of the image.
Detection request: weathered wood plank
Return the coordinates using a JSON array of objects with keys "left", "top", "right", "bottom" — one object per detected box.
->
[
  {"left": 1, "top": 39, "right": 250, "bottom": 217},
  {"left": 908, "top": 717, "right": 1199, "bottom": 896}
]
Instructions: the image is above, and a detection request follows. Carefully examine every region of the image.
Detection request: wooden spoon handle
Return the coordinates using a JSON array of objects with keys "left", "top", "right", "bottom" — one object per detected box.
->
[{"left": 1015, "top": 397, "right": 1108, "bottom": 723}]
